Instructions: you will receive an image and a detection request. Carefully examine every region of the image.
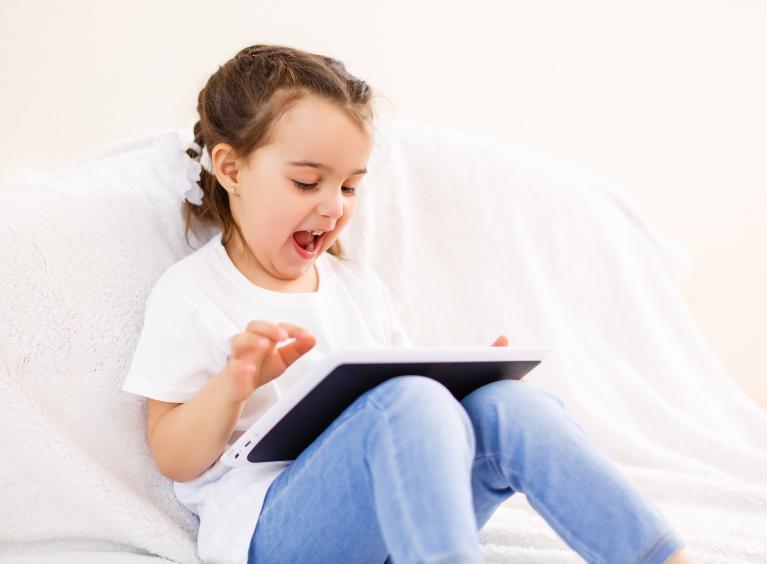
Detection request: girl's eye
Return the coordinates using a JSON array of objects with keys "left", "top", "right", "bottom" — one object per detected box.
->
[{"left": 293, "top": 180, "right": 356, "bottom": 195}]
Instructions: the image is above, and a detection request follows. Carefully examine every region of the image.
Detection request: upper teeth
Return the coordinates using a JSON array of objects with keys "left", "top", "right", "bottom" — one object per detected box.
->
[{"left": 310, "top": 231, "right": 324, "bottom": 236}]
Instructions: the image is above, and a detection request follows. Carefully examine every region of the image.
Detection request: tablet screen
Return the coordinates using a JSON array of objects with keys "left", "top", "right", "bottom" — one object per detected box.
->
[{"left": 244, "top": 357, "right": 541, "bottom": 463}]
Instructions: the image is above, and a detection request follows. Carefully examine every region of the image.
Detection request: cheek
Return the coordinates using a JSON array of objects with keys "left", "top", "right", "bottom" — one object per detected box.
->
[
  {"left": 333, "top": 210, "right": 351, "bottom": 234},
  {"left": 261, "top": 211, "right": 294, "bottom": 240},
  {"left": 341, "top": 199, "right": 357, "bottom": 220},
  {"left": 327, "top": 208, "right": 352, "bottom": 240}
]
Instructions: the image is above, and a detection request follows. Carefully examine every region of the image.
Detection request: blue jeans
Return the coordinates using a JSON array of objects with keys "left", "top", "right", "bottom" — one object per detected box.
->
[{"left": 248, "top": 376, "right": 685, "bottom": 563}]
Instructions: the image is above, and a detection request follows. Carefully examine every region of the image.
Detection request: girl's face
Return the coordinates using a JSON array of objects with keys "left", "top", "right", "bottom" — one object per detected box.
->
[{"left": 211, "top": 95, "right": 373, "bottom": 292}]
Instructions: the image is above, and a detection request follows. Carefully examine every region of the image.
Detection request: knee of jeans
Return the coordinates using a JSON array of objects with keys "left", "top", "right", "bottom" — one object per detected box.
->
[
  {"left": 461, "top": 379, "right": 566, "bottom": 435},
  {"left": 369, "top": 375, "right": 476, "bottom": 457}
]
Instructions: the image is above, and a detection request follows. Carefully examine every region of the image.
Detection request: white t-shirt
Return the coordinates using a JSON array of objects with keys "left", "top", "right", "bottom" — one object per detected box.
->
[{"left": 121, "top": 230, "right": 413, "bottom": 564}]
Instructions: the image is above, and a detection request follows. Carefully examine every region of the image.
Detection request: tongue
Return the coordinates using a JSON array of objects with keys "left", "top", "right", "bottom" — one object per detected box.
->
[{"left": 293, "top": 230, "right": 314, "bottom": 249}]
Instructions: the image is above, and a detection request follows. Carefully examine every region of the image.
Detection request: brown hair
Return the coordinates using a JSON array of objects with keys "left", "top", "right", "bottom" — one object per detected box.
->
[{"left": 182, "top": 44, "right": 376, "bottom": 260}]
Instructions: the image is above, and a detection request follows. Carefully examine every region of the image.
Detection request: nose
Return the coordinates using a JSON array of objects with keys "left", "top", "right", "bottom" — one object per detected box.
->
[{"left": 317, "top": 186, "right": 345, "bottom": 220}]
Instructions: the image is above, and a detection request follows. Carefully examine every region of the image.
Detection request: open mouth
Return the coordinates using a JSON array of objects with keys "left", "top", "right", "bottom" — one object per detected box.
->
[{"left": 291, "top": 230, "right": 325, "bottom": 257}]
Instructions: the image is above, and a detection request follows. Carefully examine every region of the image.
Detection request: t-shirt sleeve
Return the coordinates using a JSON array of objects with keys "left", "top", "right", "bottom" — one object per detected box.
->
[{"left": 121, "top": 286, "right": 226, "bottom": 402}]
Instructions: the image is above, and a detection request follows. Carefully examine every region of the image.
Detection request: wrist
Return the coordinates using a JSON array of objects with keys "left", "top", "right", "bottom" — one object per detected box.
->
[{"left": 212, "top": 368, "right": 247, "bottom": 409}]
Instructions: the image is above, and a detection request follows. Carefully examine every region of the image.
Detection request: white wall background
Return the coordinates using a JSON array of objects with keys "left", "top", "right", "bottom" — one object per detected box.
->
[{"left": 1, "top": 0, "right": 764, "bottom": 411}]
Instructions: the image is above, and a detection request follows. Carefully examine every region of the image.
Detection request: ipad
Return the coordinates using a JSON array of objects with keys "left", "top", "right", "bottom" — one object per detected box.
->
[{"left": 220, "top": 345, "right": 551, "bottom": 467}]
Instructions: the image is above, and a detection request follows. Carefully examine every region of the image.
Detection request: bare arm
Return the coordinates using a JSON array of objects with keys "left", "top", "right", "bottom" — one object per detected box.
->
[
  {"left": 147, "top": 320, "right": 316, "bottom": 483},
  {"left": 148, "top": 372, "right": 243, "bottom": 483},
  {"left": 147, "top": 372, "right": 244, "bottom": 482}
]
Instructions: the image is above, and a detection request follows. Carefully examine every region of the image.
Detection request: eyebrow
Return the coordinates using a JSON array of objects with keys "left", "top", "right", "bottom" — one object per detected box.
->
[{"left": 286, "top": 160, "right": 367, "bottom": 176}]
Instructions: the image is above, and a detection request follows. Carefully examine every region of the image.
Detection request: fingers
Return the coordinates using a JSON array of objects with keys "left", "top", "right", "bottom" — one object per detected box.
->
[
  {"left": 230, "top": 321, "right": 314, "bottom": 362},
  {"left": 491, "top": 335, "right": 509, "bottom": 347},
  {"left": 275, "top": 322, "right": 311, "bottom": 341},
  {"left": 273, "top": 322, "right": 316, "bottom": 366},
  {"left": 245, "top": 320, "right": 290, "bottom": 342},
  {"left": 230, "top": 331, "right": 273, "bottom": 360},
  {"left": 228, "top": 356, "right": 257, "bottom": 377},
  {"left": 231, "top": 321, "right": 292, "bottom": 358}
]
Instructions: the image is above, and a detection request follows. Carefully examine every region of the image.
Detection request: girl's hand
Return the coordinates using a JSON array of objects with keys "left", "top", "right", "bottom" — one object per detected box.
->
[
  {"left": 491, "top": 334, "right": 527, "bottom": 383},
  {"left": 221, "top": 321, "right": 317, "bottom": 404},
  {"left": 491, "top": 335, "right": 509, "bottom": 347}
]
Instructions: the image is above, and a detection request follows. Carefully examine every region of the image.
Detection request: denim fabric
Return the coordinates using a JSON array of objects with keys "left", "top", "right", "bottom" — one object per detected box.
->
[{"left": 248, "top": 376, "right": 685, "bottom": 563}]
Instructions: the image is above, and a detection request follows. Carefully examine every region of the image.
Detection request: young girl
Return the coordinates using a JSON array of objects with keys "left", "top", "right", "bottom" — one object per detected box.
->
[{"left": 122, "top": 44, "right": 693, "bottom": 564}]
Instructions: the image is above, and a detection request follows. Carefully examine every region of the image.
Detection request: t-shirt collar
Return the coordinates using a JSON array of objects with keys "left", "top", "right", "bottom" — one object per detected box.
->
[{"left": 209, "top": 230, "right": 333, "bottom": 308}]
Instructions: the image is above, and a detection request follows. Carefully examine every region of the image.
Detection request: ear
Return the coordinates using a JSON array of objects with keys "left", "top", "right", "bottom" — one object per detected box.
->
[{"left": 210, "top": 142, "right": 242, "bottom": 194}]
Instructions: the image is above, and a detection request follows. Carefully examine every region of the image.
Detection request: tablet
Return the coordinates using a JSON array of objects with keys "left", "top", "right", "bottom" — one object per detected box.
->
[{"left": 219, "top": 345, "right": 551, "bottom": 467}]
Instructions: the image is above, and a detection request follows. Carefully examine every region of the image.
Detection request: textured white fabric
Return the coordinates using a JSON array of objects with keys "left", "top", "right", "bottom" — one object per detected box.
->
[
  {"left": 1, "top": 119, "right": 766, "bottom": 563},
  {"left": 121, "top": 231, "right": 412, "bottom": 564}
]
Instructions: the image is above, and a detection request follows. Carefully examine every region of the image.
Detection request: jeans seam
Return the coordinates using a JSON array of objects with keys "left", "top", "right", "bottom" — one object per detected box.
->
[
  {"left": 473, "top": 453, "right": 509, "bottom": 489},
  {"left": 366, "top": 394, "right": 426, "bottom": 561},
  {"left": 631, "top": 529, "right": 677, "bottom": 564}
]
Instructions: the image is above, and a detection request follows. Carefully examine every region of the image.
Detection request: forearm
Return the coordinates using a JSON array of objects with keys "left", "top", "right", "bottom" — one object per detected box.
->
[{"left": 149, "top": 371, "right": 244, "bottom": 483}]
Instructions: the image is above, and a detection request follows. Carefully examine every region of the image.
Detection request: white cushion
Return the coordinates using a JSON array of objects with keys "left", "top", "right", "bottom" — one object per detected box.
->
[{"left": 1, "top": 119, "right": 764, "bottom": 563}]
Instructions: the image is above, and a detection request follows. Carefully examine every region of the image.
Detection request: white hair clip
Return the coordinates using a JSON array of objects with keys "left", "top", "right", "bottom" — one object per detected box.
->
[
  {"left": 154, "top": 133, "right": 207, "bottom": 206},
  {"left": 182, "top": 140, "right": 215, "bottom": 206},
  {"left": 188, "top": 141, "right": 214, "bottom": 175}
]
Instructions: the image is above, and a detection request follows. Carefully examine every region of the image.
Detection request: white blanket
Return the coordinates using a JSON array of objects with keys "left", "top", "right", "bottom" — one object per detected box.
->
[{"left": 1, "top": 119, "right": 765, "bottom": 563}]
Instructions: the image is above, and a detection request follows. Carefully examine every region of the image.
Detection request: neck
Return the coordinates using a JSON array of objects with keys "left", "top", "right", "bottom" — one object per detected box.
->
[{"left": 224, "top": 233, "right": 319, "bottom": 293}]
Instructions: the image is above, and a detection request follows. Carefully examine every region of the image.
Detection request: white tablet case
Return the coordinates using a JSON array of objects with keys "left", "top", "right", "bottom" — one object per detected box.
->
[{"left": 220, "top": 346, "right": 551, "bottom": 467}]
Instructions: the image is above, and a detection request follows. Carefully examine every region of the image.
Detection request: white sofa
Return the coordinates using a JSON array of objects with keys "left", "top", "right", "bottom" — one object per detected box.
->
[{"left": 1, "top": 119, "right": 766, "bottom": 563}]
